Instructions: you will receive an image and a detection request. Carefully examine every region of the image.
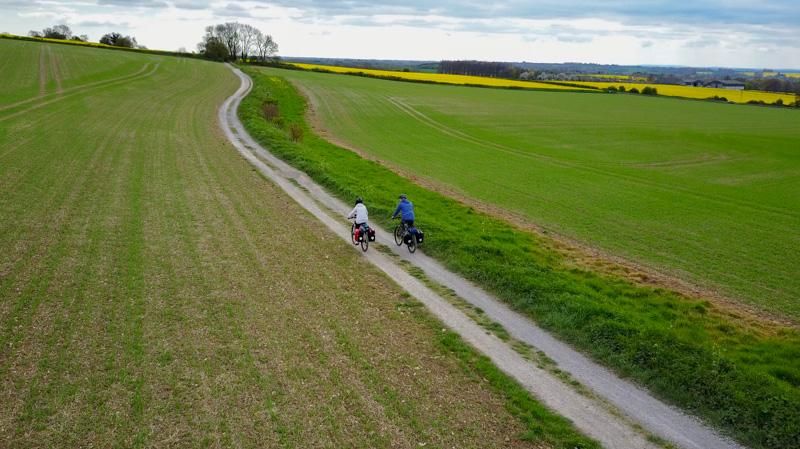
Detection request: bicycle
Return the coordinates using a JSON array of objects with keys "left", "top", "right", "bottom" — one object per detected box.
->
[
  {"left": 393, "top": 218, "right": 418, "bottom": 253},
  {"left": 351, "top": 221, "right": 370, "bottom": 252}
]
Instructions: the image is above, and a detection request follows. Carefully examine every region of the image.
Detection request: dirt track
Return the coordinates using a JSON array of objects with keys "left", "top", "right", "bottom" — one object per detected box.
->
[{"left": 219, "top": 64, "right": 746, "bottom": 449}]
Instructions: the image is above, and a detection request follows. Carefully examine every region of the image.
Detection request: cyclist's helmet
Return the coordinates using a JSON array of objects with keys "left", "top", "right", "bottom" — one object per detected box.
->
[
  {"left": 398, "top": 194, "right": 407, "bottom": 200},
  {"left": 355, "top": 197, "right": 363, "bottom": 205}
]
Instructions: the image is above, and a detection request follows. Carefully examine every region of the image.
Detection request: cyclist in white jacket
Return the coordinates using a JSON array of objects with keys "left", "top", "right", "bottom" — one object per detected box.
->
[{"left": 347, "top": 197, "right": 369, "bottom": 241}]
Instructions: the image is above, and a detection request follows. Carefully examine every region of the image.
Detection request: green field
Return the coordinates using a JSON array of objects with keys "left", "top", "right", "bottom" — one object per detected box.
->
[
  {"left": 240, "top": 66, "right": 800, "bottom": 449},
  {"left": 267, "top": 68, "right": 800, "bottom": 317},
  {"left": 0, "top": 39, "right": 599, "bottom": 449}
]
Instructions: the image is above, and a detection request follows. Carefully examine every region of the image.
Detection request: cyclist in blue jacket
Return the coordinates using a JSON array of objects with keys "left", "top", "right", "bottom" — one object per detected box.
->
[{"left": 391, "top": 194, "right": 415, "bottom": 228}]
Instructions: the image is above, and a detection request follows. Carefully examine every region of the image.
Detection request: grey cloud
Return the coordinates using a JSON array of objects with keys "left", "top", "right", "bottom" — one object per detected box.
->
[
  {"left": 76, "top": 19, "right": 131, "bottom": 27},
  {"left": 97, "top": 0, "right": 168, "bottom": 7},
  {"left": 556, "top": 34, "right": 594, "bottom": 43},
  {"left": 684, "top": 37, "right": 719, "bottom": 48},
  {"left": 0, "top": 0, "right": 38, "bottom": 8},
  {"left": 247, "top": 0, "right": 800, "bottom": 27},
  {"left": 172, "top": 1, "right": 211, "bottom": 9},
  {"left": 212, "top": 3, "right": 253, "bottom": 18}
]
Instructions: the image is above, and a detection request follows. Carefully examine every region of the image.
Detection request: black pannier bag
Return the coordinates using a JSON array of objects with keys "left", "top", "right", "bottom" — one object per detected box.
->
[
  {"left": 416, "top": 228, "right": 424, "bottom": 243},
  {"left": 368, "top": 228, "right": 376, "bottom": 241}
]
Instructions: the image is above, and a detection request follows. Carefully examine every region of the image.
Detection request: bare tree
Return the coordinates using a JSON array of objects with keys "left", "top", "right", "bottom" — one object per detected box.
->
[
  {"left": 238, "top": 23, "right": 258, "bottom": 61},
  {"left": 198, "top": 22, "right": 278, "bottom": 62},
  {"left": 100, "top": 32, "right": 138, "bottom": 48},
  {"left": 218, "top": 22, "right": 240, "bottom": 61},
  {"left": 30, "top": 24, "right": 73, "bottom": 39},
  {"left": 254, "top": 30, "right": 278, "bottom": 62}
]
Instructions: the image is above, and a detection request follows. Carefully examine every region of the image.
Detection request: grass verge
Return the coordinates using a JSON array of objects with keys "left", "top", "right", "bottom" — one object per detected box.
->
[{"left": 238, "top": 66, "right": 800, "bottom": 449}]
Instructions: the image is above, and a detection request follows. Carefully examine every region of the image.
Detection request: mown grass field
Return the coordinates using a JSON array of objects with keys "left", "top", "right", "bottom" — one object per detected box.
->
[
  {"left": 240, "top": 66, "right": 800, "bottom": 449},
  {"left": 260, "top": 67, "right": 800, "bottom": 318},
  {"left": 0, "top": 39, "right": 599, "bottom": 449}
]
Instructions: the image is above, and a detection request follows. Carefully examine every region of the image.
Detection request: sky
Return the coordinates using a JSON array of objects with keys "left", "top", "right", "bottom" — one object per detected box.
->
[{"left": 1, "top": 0, "right": 799, "bottom": 69}]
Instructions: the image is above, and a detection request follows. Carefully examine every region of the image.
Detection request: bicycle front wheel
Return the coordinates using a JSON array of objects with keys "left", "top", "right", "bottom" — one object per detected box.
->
[{"left": 394, "top": 225, "right": 404, "bottom": 246}]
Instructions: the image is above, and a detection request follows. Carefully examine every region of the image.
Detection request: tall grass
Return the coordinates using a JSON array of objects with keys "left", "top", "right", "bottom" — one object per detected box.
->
[{"left": 238, "top": 67, "right": 800, "bottom": 449}]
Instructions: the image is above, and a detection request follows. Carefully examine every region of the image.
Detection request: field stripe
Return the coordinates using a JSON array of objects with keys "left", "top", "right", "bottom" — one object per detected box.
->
[
  {"left": 37, "top": 46, "right": 47, "bottom": 96},
  {"left": 48, "top": 46, "right": 63, "bottom": 94},
  {"left": 0, "top": 63, "right": 159, "bottom": 123},
  {"left": 0, "top": 89, "right": 155, "bottom": 372},
  {"left": 0, "top": 62, "right": 153, "bottom": 113}
]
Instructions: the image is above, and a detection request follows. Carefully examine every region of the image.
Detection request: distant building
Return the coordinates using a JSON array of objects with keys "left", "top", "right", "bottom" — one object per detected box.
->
[
  {"left": 704, "top": 80, "right": 745, "bottom": 90},
  {"left": 683, "top": 79, "right": 705, "bottom": 87}
]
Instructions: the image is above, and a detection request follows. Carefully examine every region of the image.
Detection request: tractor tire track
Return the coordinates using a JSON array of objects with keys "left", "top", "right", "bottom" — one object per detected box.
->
[
  {"left": 37, "top": 46, "right": 48, "bottom": 96},
  {"left": 220, "top": 65, "right": 745, "bottom": 449},
  {"left": 48, "top": 46, "right": 64, "bottom": 94},
  {"left": 0, "top": 62, "right": 154, "bottom": 114},
  {"left": 386, "top": 96, "right": 797, "bottom": 221}
]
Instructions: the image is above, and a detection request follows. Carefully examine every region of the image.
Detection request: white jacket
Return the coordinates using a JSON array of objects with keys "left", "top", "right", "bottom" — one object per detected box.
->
[{"left": 348, "top": 203, "right": 368, "bottom": 224}]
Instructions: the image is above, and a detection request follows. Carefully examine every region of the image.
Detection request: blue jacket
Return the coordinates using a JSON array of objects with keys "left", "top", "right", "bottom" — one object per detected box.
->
[{"left": 393, "top": 199, "right": 415, "bottom": 221}]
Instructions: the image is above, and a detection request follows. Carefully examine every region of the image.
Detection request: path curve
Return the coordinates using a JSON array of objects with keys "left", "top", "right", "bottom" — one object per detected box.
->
[{"left": 219, "top": 64, "right": 746, "bottom": 449}]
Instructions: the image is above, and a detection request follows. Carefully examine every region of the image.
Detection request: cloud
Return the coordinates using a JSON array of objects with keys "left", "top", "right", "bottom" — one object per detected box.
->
[
  {"left": 0, "top": 0, "right": 798, "bottom": 68},
  {"left": 97, "top": 0, "right": 168, "bottom": 7},
  {"left": 212, "top": 2, "right": 253, "bottom": 18},
  {"left": 0, "top": 0, "right": 38, "bottom": 8},
  {"left": 171, "top": 0, "right": 211, "bottom": 9},
  {"left": 684, "top": 37, "right": 719, "bottom": 48},
  {"left": 245, "top": 0, "right": 800, "bottom": 27},
  {"left": 76, "top": 19, "right": 130, "bottom": 28},
  {"left": 556, "top": 34, "right": 594, "bottom": 43}
]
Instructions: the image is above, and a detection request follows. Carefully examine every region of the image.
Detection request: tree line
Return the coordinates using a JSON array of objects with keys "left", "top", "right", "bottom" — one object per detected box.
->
[
  {"left": 439, "top": 60, "right": 519, "bottom": 79},
  {"left": 28, "top": 24, "right": 141, "bottom": 49},
  {"left": 197, "top": 22, "right": 277, "bottom": 62},
  {"left": 746, "top": 77, "right": 800, "bottom": 94}
]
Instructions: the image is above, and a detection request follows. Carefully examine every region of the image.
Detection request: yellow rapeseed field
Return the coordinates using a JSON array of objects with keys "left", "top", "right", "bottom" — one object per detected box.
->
[
  {"left": 292, "top": 63, "right": 589, "bottom": 91},
  {"left": 785, "top": 73, "right": 800, "bottom": 79},
  {"left": 568, "top": 81, "right": 796, "bottom": 104},
  {"left": 292, "top": 63, "right": 796, "bottom": 104}
]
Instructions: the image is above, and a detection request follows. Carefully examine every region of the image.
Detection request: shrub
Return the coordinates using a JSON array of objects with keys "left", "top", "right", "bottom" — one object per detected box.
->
[
  {"left": 606, "top": 86, "right": 618, "bottom": 92},
  {"left": 641, "top": 86, "right": 658, "bottom": 95},
  {"left": 707, "top": 95, "right": 728, "bottom": 102},
  {"left": 628, "top": 87, "right": 640, "bottom": 94},
  {"left": 618, "top": 85, "right": 626, "bottom": 92},
  {"left": 262, "top": 101, "right": 280, "bottom": 122},
  {"left": 289, "top": 123, "right": 304, "bottom": 142},
  {"left": 774, "top": 99, "right": 783, "bottom": 106}
]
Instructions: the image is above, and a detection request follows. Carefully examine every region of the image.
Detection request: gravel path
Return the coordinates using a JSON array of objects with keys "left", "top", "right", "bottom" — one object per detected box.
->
[{"left": 219, "top": 64, "right": 746, "bottom": 449}]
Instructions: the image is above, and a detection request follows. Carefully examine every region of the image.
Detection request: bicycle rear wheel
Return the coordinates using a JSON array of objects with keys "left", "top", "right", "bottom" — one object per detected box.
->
[
  {"left": 361, "top": 235, "right": 369, "bottom": 252},
  {"left": 407, "top": 234, "right": 417, "bottom": 253}
]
